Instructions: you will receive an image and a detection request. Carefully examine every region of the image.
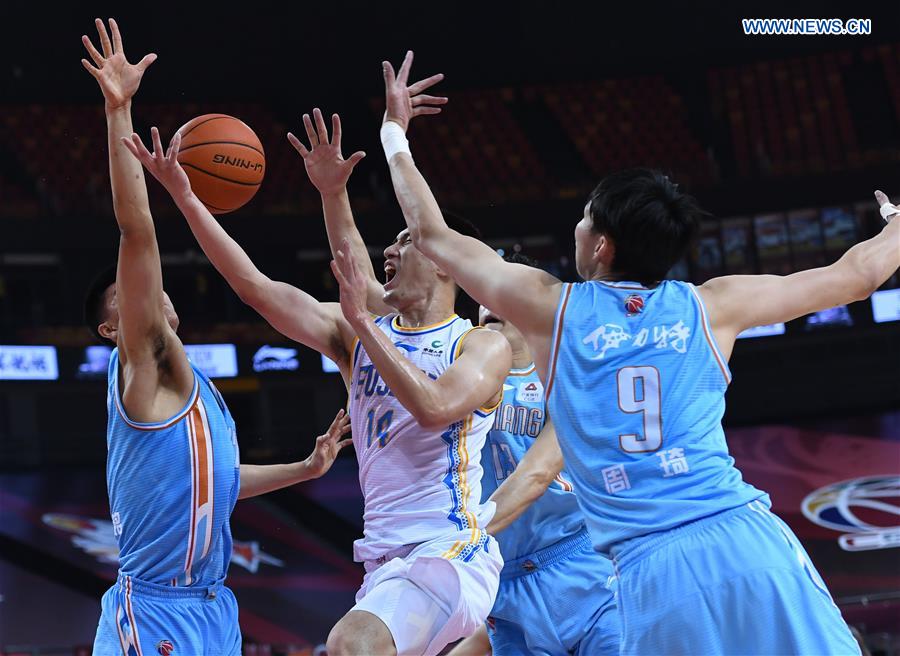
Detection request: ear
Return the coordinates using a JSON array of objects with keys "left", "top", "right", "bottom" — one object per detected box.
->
[
  {"left": 98, "top": 321, "right": 117, "bottom": 343},
  {"left": 594, "top": 233, "right": 615, "bottom": 269}
]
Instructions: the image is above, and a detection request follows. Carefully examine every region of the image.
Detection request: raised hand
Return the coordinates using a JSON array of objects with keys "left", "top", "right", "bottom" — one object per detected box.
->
[
  {"left": 303, "top": 409, "right": 353, "bottom": 479},
  {"left": 382, "top": 50, "right": 448, "bottom": 132},
  {"left": 287, "top": 109, "right": 365, "bottom": 196},
  {"left": 121, "top": 128, "right": 192, "bottom": 200},
  {"left": 330, "top": 238, "right": 370, "bottom": 326},
  {"left": 81, "top": 18, "right": 156, "bottom": 109},
  {"left": 875, "top": 190, "right": 899, "bottom": 222}
]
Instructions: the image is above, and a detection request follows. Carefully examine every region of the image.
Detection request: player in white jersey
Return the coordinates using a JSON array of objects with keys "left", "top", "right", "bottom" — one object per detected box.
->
[{"left": 131, "top": 67, "right": 510, "bottom": 653}]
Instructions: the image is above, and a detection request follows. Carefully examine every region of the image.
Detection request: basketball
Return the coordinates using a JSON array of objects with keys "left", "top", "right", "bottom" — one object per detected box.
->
[{"left": 176, "top": 114, "right": 265, "bottom": 214}]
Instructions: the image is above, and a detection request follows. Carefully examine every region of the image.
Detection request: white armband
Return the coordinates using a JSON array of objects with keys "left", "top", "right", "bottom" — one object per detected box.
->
[
  {"left": 880, "top": 201, "right": 898, "bottom": 222},
  {"left": 380, "top": 121, "right": 412, "bottom": 162}
]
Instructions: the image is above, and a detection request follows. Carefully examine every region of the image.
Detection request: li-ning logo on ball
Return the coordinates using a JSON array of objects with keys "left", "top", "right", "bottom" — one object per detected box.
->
[
  {"left": 802, "top": 475, "right": 900, "bottom": 551},
  {"left": 212, "top": 154, "right": 263, "bottom": 172}
]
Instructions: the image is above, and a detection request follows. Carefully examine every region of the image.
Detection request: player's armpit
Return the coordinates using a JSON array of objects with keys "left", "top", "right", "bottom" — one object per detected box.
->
[{"left": 486, "top": 418, "right": 564, "bottom": 535}]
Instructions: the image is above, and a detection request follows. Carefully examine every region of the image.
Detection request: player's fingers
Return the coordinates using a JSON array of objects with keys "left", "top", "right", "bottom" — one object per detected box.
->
[
  {"left": 331, "top": 113, "right": 342, "bottom": 148},
  {"left": 136, "top": 53, "right": 157, "bottom": 73},
  {"left": 346, "top": 151, "right": 366, "bottom": 169},
  {"left": 337, "top": 438, "right": 353, "bottom": 451},
  {"left": 874, "top": 190, "right": 891, "bottom": 207},
  {"left": 109, "top": 18, "right": 124, "bottom": 54},
  {"left": 120, "top": 136, "right": 141, "bottom": 160},
  {"left": 302, "top": 113, "right": 319, "bottom": 147},
  {"left": 382, "top": 61, "right": 397, "bottom": 86},
  {"left": 411, "top": 95, "right": 448, "bottom": 107},
  {"left": 95, "top": 18, "right": 113, "bottom": 58},
  {"left": 150, "top": 127, "right": 164, "bottom": 158},
  {"left": 339, "top": 421, "right": 352, "bottom": 436},
  {"left": 131, "top": 133, "right": 154, "bottom": 162},
  {"left": 166, "top": 132, "right": 182, "bottom": 161},
  {"left": 330, "top": 259, "right": 350, "bottom": 289},
  {"left": 286, "top": 132, "right": 310, "bottom": 158},
  {"left": 412, "top": 107, "right": 442, "bottom": 117},
  {"left": 397, "top": 50, "right": 413, "bottom": 85},
  {"left": 82, "top": 35, "right": 104, "bottom": 67},
  {"left": 407, "top": 73, "right": 444, "bottom": 95},
  {"left": 313, "top": 108, "right": 329, "bottom": 145},
  {"left": 328, "top": 408, "right": 345, "bottom": 427},
  {"left": 81, "top": 59, "right": 102, "bottom": 79}
]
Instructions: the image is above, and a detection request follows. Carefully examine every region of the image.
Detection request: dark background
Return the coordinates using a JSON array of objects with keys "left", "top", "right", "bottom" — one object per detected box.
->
[{"left": 1, "top": 2, "right": 899, "bottom": 653}]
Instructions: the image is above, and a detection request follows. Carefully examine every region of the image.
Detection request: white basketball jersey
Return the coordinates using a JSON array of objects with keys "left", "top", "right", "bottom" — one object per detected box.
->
[{"left": 349, "top": 314, "right": 499, "bottom": 562}]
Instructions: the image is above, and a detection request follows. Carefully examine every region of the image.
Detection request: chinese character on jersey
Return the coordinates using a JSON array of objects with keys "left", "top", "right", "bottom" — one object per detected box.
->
[
  {"left": 602, "top": 464, "right": 631, "bottom": 494},
  {"left": 583, "top": 324, "right": 632, "bottom": 360},
  {"left": 657, "top": 448, "right": 689, "bottom": 477},
  {"left": 652, "top": 321, "right": 691, "bottom": 353}
]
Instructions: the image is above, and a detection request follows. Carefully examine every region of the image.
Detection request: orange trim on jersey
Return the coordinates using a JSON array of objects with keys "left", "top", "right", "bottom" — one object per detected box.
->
[
  {"left": 545, "top": 284, "right": 573, "bottom": 397},
  {"left": 507, "top": 364, "right": 537, "bottom": 377},
  {"left": 454, "top": 326, "right": 504, "bottom": 414},
  {"left": 555, "top": 473, "right": 574, "bottom": 492},
  {"left": 183, "top": 400, "right": 215, "bottom": 584},
  {"left": 125, "top": 576, "right": 143, "bottom": 656},
  {"left": 391, "top": 314, "right": 459, "bottom": 333},
  {"left": 349, "top": 336, "right": 360, "bottom": 370},
  {"left": 687, "top": 285, "right": 732, "bottom": 385}
]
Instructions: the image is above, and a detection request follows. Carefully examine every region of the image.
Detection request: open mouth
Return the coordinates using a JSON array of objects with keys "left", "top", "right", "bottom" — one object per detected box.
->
[
  {"left": 481, "top": 312, "right": 503, "bottom": 328},
  {"left": 384, "top": 262, "right": 398, "bottom": 289}
]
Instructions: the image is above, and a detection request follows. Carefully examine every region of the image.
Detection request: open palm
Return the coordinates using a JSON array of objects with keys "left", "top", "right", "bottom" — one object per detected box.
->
[
  {"left": 288, "top": 109, "right": 365, "bottom": 196},
  {"left": 81, "top": 18, "right": 156, "bottom": 109}
]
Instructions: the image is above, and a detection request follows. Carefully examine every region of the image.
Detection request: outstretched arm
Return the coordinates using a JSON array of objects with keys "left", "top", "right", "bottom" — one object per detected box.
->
[
  {"left": 332, "top": 241, "right": 510, "bottom": 430},
  {"left": 700, "top": 193, "right": 900, "bottom": 360},
  {"left": 239, "top": 409, "right": 351, "bottom": 499},
  {"left": 83, "top": 18, "right": 193, "bottom": 421},
  {"left": 446, "top": 625, "right": 492, "bottom": 656},
  {"left": 287, "top": 109, "right": 391, "bottom": 316},
  {"left": 380, "top": 52, "right": 562, "bottom": 350},
  {"left": 486, "top": 418, "right": 565, "bottom": 535},
  {"left": 122, "top": 129, "right": 356, "bottom": 373}
]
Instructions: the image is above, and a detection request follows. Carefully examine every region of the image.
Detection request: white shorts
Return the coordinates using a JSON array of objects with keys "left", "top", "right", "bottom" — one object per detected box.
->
[{"left": 353, "top": 529, "right": 503, "bottom": 656}]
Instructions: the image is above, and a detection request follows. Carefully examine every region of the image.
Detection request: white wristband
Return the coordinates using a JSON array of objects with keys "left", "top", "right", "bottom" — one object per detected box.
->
[
  {"left": 380, "top": 121, "right": 412, "bottom": 162},
  {"left": 880, "top": 202, "right": 898, "bottom": 222}
]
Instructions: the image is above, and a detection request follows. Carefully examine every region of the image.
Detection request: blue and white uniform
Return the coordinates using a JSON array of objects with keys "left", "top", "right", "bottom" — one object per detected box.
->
[
  {"left": 480, "top": 364, "right": 618, "bottom": 655},
  {"left": 93, "top": 348, "right": 241, "bottom": 656},
  {"left": 546, "top": 280, "right": 859, "bottom": 655},
  {"left": 348, "top": 314, "right": 503, "bottom": 656}
]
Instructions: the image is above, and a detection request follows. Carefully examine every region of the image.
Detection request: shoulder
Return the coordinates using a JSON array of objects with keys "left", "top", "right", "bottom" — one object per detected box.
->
[{"left": 457, "top": 327, "right": 511, "bottom": 359}]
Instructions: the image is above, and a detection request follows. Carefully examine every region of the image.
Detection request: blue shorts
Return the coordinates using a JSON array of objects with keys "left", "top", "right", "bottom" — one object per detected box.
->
[
  {"left": 487, "top": 528, "right": 619, "bottom": 656},
  {"left": 612, "top": 500, "right": 861, "bottom": 656},
  {"left": 92, "top": 574, "right": 241, "bottom": 656}
]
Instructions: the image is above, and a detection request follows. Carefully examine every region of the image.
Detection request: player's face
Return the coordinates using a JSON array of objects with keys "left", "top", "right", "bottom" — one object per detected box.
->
[
  {"left": 479, "top": 304, "right": 526, "bottom": 347},
  {"left": 101, "top": 284, "right": 180, "bottom": 341},
  {"left": 382, "top": 229, "right": 444, "bottom": 308}
]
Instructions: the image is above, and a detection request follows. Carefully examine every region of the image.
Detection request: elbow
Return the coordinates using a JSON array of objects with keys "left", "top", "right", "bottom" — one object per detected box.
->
[
  {"left": 527, "top": 468, "right": 558, "bottom": 496},
  {"left": 412, "top": 401, "right": 452, "bottom": 432},
  {"left": 235, "top": 277, "right": 268, "bottom": 309}
]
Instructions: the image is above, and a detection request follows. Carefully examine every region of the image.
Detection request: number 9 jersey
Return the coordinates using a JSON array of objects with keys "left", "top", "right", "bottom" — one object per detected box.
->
[
  {"left": 349, "top": 314, "right": 500, "bottom": 564},
  {"left": 546, "top": 280, "right": 765, "bottom": 555}
]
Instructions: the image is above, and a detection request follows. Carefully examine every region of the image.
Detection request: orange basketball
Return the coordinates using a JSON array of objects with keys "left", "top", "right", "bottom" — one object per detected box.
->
[{"left": 176, "top": 114, "right": 265, "bottom": 214}]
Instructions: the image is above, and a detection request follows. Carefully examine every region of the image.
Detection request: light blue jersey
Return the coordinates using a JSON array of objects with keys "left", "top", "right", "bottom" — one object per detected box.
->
[
  {"left": 479, "top": 365, "right": 581, "bottom": 559},
  {"left": 547, "top": 280, "right": 763, "bottom": 554},
  {"left": 94, "top": 349, "right": 242, "bottom": 655},
  {"left": 481, "top": 365, "right": 619, "bottom": 655},
  {"left": 546, "top": 280, "right": 858, "bottom": 654},
  {"left": 106, "top": 348, "right": 240, "bottom": 586}
]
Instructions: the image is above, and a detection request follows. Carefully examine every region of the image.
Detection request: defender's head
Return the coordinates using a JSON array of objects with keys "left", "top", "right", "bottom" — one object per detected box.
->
[
  {"left": 83, "top": 265, "right": 179, "bottom": 347},
  {"left": 382, "top": 211, "right": 481, "bottom": 310},
  {"left": 574, "top": 169, "right": 703, "bottom": 285},
  {"left": 478, "top": 252, "right": 537, "bottom": 349}
]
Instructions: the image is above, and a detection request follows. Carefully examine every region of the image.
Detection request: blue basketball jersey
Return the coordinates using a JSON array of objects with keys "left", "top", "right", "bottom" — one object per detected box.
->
[
  {"left": 479, "top": 364, "right": 583, "bottom": 560},
  {"left": 106, "top": 348, "right": 240, "bottom": 586},
  {"left": 546, "top": 281, "right": 764, "bottom": 554}
]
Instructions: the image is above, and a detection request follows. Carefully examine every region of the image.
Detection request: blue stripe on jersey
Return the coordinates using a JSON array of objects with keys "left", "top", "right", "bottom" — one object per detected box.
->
[
  {"left": 480, "top": 366, "right": 585, "bottom": 560},
  {"left": 106, "top": 348, "right": 240, "bottom": 586},
  {"left": 546, "top": 281, "right": 764, "bottom": 555},
  {"left": 441, "top": 417, "right": 474, "bottom": 531}
]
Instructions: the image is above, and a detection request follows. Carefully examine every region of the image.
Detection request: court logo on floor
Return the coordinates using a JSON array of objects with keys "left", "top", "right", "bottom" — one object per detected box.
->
[{"left": 802, "top": 475, "right": 900, "bottom": 551}]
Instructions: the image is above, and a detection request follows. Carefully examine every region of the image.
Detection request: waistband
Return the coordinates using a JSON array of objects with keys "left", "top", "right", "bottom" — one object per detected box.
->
[
  {"left": 364, "top": 542, "right": 421, "bottom": 574},
  {"left": 116, "top": 573, "right": 227, "bottom": 601},
  {"left": 611, "top": 498, "right": 769, "bottom": 572},
  {"left": 501, "top": 527, "right": 592, "bottom": 579}
]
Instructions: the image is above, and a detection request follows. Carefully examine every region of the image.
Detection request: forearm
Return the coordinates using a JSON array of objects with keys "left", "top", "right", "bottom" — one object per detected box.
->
[
  {"left": 172, "top": 191, "right": 268, "bottom": 302},
  {"left": 486, "top": 469, "right": 552, "bottom": 535},
  {"left": 352, "top": 316, "right": 445, "bottom": 427},
  {"left": 841, "top": 217, "right": 900, "bottom": 295},
  {"left": 320, "top": 190, "right": 388, "bottom": 314},
  {"left": 238, "top": 462, "right": 315, "bottom": 500},
  {"left": 106, "top": 104, "right": 153, "bottom": 233},
  {"left": 387, "top": 153, "right": 449, "bottom": 246}
]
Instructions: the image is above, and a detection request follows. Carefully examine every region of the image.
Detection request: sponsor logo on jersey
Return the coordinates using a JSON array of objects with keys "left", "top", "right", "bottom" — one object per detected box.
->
[
  {"left": 802, "top": 475, "right": 900, "bottom": 551},
  {"left": 156, "top": 640, "right": 175, "bottom": 656},
  {"left": 625, "top": 294, "right": 645, "bottom": 316},
  {"left": 394, "top": 342, "right": 419, "bottom": 353},
  {"left": 252, "top": 345, "right": 299, "bottom": 372},
  {"left": 515, "top": 380, "right": 543, "bottom": 403}
]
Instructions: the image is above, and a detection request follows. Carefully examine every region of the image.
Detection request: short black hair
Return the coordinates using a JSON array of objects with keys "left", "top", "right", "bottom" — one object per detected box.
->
[
  {"left": 503, "top": 251, "right": 539, "bottom": 268},
  {"left": 587, "top": 168, "right": 704, "bottom": 285},
  {"left": 84, "top": 265, "right": 118, "bottom": 347},
  {"left": 441, "top": 208, "right": 482, "bottom": 241}
]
